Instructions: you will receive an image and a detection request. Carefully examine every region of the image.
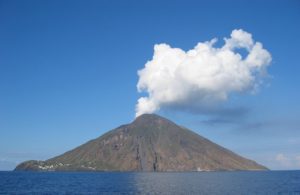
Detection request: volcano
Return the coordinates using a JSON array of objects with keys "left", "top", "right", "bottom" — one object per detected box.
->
[{"left": 15, "top": 114, "right": 267, "bottom": 171}]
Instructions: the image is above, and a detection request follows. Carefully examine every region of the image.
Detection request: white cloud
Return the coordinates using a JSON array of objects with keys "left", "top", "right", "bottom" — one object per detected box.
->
[
  {"left": 275, "top": 153, "right": 291, "bottom": 167},
  {"left": 296, "top": 156, "right": 300, "bottom": 167},
  {"left": 275, "top": 153, "right": 300, "bottom": 169},
  {"left": 135, "top": 29, "right": 272, "bottom": 117}
]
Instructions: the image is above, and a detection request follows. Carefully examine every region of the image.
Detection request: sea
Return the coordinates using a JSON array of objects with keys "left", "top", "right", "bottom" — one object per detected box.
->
[{"left": 0, "top": 171, "right": 300, "bottom": 194}]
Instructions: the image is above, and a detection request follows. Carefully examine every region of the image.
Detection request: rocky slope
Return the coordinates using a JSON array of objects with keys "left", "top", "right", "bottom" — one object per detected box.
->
[{"left": 15, "top": 114, "right": 267, "bottom": 171}]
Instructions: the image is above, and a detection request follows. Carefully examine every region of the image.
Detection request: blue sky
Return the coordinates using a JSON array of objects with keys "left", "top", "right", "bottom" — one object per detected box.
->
[{"left": 0, "top": 0, "right": 299, "bottom": 170}]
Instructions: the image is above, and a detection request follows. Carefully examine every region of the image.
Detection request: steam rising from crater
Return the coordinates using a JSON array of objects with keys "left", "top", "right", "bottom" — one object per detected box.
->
[{"left": 136, "top": 29, "right": 271, "bottom": 117}]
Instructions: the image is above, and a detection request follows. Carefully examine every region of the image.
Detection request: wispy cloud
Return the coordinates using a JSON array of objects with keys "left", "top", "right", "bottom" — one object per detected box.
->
[
  {"left": 200, "top": 106, "right": 249, "bottom": 126},
  {"left": 200, "top": 116, "right": 300, "bottom": 134},
  {"left": 236, "top": 118, "right": 300, "bottom": 132},
  {"left": 275, "top": 153, "right": 300, "bottom": 169},
  {"left": 275, "top": 153, "right": 291, "bottom": 167}
]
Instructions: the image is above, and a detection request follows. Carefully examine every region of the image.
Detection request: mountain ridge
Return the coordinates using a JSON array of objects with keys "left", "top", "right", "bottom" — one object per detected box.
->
[{"left": 15, "top": 114, "right": 268, "bottom": 171}]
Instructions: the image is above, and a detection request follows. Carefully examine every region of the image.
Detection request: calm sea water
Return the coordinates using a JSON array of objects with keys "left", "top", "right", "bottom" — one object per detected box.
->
[{"left": 0, "top": 171, "right": 300, "bottom": 194}]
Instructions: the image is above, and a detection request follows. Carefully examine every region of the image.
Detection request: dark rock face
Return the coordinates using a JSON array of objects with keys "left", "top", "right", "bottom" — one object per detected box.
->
[{"left": 15, "top": 114, "right": 267, "bottom": 171}]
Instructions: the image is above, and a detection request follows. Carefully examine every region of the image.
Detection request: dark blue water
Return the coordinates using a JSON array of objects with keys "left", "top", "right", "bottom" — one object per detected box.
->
[{"left": 1, "top": 171, "right": 300, "bottom": 194}]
